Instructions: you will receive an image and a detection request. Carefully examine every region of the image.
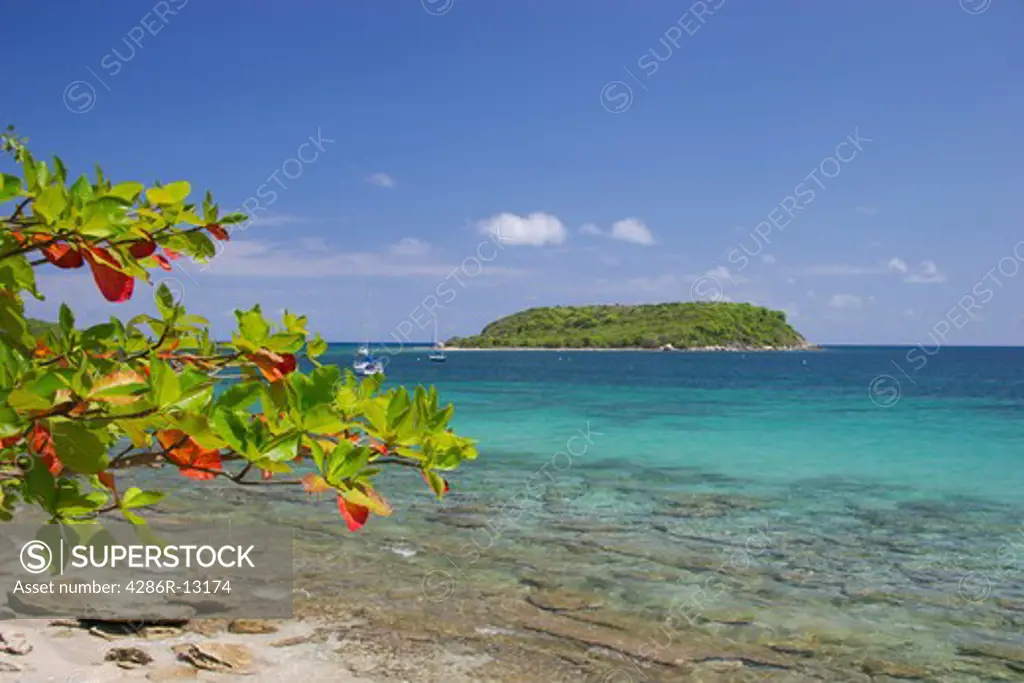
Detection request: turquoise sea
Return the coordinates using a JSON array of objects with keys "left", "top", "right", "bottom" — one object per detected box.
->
[{"left": 162, "top": 345, "right": 1024, "bottom": 679}]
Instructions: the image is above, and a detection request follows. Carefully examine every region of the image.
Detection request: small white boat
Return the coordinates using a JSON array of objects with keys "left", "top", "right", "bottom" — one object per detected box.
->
[
  {"left": 428, "top": 319, "right": 447, "bottom": 362},
  {"left": 353, "top": 345, "right": 384, "bottom": 376}
]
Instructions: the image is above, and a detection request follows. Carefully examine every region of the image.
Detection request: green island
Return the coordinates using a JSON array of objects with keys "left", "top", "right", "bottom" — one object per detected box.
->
[
  {"left": 446, "top": 302, "right": 813, "bottom": 350},
  {"left": 25, "top": 318, "right": 58, "bottom": 336}
]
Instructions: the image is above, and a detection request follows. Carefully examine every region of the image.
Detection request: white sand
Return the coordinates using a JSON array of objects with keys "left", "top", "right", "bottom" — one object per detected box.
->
[{"left": 0, "top": 619, "right": 376, "bottom": 682}]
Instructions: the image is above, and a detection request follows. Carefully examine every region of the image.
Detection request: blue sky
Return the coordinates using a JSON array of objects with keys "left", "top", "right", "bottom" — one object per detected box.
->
[{"left": 4, "top": 1, "right": 1023, "bottom": 344}]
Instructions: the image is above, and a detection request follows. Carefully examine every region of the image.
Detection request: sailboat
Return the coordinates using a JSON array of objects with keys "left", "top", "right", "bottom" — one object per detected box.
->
[
  {"left": 352, "top": 290, "right": 384, "bottom": 376},
  {"left": 353, "top": 344, "right": 384, "bottom": 376},
  {"left": 428, "top": 318, "right": 447, "bottom": 363}
]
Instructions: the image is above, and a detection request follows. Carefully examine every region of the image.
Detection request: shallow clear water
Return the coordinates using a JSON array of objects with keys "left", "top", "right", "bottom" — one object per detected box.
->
[{"left": 155, "top": 345, "right": 1024, "bottom": 678}]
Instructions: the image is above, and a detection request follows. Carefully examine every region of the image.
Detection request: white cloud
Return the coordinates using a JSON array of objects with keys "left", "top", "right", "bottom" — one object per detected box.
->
[
  {"left": 579, "top": 223, "right": 602, "bottom": 236},
  {"left": 828, "top": 294, "right": 862, "bottom": 309},
  {"left": 245, "top": 214, "right": 308, "bottom": 228},
  {"left": 366, "top": 173, "right": 396, "bottom": 188},
  {"left": 477, "top": 212, "right": 567, "bottom": 247},
  {"left": 905, "top": 260, "right": 946, "bottom": 284},
  {"left": 887, "top": 257, "right": 908, "bottom": 273},
  {"left": 856, "top": 206, "right": 879, "bottom": 216},
  {"left": 802, "top": 264, "right": 881, "bottom": 276},
  {"left": 609, "top": 218, "right": 655, "bottom": 246},
  {"left": 200, "top": 239, "right": 524, "bottom": 278},
  {"left": 761, "top": 254, "right": 777, "bottom": 265},
  {"left": 388, "top": 237, "right": 431, "bottom": 256}
]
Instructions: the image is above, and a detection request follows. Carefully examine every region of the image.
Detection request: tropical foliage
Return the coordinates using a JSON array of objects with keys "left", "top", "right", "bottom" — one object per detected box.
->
[
  {"left": 0, "top": 127, "right": 476, "bottom": 530},
  {"left": 449, "top": 302, "right": 808, "bottom": 349}
]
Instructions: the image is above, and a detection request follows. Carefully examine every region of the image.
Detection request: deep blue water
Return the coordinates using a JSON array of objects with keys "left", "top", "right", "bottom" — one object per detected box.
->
[{"left": 329, "top": 345, "right": 1024, "bottom": 504}]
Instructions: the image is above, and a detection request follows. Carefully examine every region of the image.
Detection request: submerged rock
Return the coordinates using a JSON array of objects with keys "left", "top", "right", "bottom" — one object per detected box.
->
[
  {"left": 526, "top": 589, "right": 604, "bottom": 612},
  {"left": 957, "top": 642, "right": 1024, "bottom": 671},
  {"left": 861, "top": 657, "right": 929, "bottom": 679}
]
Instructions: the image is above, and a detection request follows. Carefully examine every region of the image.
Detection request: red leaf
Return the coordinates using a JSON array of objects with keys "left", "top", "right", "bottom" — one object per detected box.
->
[
  {"left": 247, "top": 350, "right": 297, "bottom": 383},
  {"left": 98, "top": 471, "right": 116, "bottom": 491},
  {"left": 32, "top": 340, "right": 54, "bottom": 359},
  {"left": 30, "top": 424, "right": 62, "bottom": 475},
  {"left": 337, "top": 495, "right": 369, "bottom": 532},
  {"left": 128, "top": 240, "right": 157, "bottom": 259},
  {"left": 206, "top": 223, "right": 230, "bottom": 241},
  {"left": 155, "top": 429, "right": 222, "bottom": 480},
  {"left": 154, "top": 254, "right": 172, "bottom": 271},
  {"left": 83, "top": 247, "right": 134, "bottom": 302},
  {"left": 164, "top": 249, "right": 181, "bottom": 261},
  {"left": 97, "top": 471, "right": 119, "bottom": 504},
  {"left": 0, "top": 435, "right": 21, "bottom": 449},
  {"left": 42, "top": 242, "right": 84, "bottom": 269}
]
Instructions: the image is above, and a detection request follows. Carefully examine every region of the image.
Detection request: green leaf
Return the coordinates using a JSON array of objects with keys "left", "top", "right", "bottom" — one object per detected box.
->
[
  {"left": 178, "top": 209, "right": 206, "bottom": 226},
  {"left": 145, "top": 187, "right": 173, "bottom": 205},
  {"left": 425, "top": 470, "right": 447, "bottom": 498},
  {"left": 220, "top": 212, "right": 246, "bottom": 224},
  {"left": 69, "top": 174, "right": 94, "bottom": 205},
  {"left": 325, "top": 442, "right": 370, "bottom": 483},
  {"left": 162, "top": 181, "right": 191, "bottom": 203},
  {"left": 80, "top": 322, "right": 117, "bottom": 348},
  {"left": 0, "top": 406, "right": 24, "bottom": 439},
  {"left": 0, "top": 173, "right": 21, "bottom": 202},
  {"left": 7, "top": 372, "right": 70, "bottom": 412},
  {"left": 236, "top": 306, "right": 269, "bottom": 344},
  {"left": 52, "top": 156, "right": 67, "bottom": 183},
  {"left": 360, "top": 397, "right": 389, "bottom": 435},
  {"left": 149, "top": 358, "right": 181, "bottom": 406},
  {"left": 265, "top": 332, "right": 305, "bottom": 354},
  {"left": 307, "top": 334, "right": 328, "bottom": 358},
  {"left": 216, "top": 381, "right": 263, "bottom": 411},
  {"left": 107, "top": 182, "right": 144, "bottom": 203},
  {"left": 260, "top": 432, "right": 301, "bottom": 462},
  {"left": 122, "top": 509, "right": 146, "bottom": 525},
  {"left": 211, "top": 407, "right": 249, "bottom": 455},
  {"left": 47, "top": 421, "right": 109, "bottom": 474},
  {"left": 122, "top": 487, "right": 167, "bottom": 509},
  {"left": 305, "top": 437, "right": 326, "bottom": 472},
  {"left": 250, "top": 458, "right": 293, "bottom": 474},
  {"left": 58, "top": 303, "right": 75, "bottom": 337},
  {"left": 23, "top": 455, "right": 57, "bottom": 510},
  {"left": 182, "top": 230, "right": 216, "bottom": 261},
  {"left": 33, "top": 185, "right": 68, "bottom": 223},
  {"left": 35, "top": 160, "right": 51, "bottom": 189},
  {"left": 0, "top": 252, "right": 39, "bottom": 299},
  {"left": 0, "top": 297, "right": 33, "bottom": 353},
  {"left": 154, "top": 282, "right": 177, "bottom": 320}
]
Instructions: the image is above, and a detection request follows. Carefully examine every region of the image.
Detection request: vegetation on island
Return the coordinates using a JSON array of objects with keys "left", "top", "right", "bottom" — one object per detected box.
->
[
  {"left": 448, "top": 302, "right": 809, "bottom": 350},
  {"left": 0, "top": 127, "right": 476, "bottom": 530}
]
